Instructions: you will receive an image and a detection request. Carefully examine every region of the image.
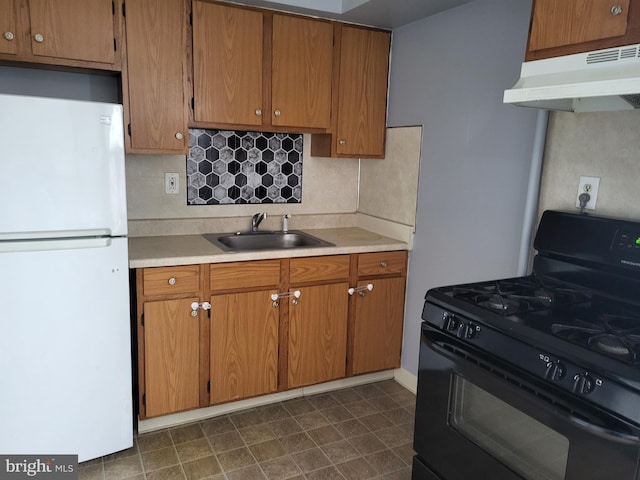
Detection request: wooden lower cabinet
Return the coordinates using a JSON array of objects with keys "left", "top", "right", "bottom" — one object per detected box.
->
[
  {"left": 210, "top": 290, "right": 279, "bottom": 404},
  {"left": 143, "top": 298, "right": 201, "bottom": 418},
  {"left": 352, "top": 276, "right": 406, "bottom": 375},
  {"left": 137, "top": 251, "right": 407, "bottom": 419},
  {"left": 288, "top": 283, "right": 349, "bottom": 388}
]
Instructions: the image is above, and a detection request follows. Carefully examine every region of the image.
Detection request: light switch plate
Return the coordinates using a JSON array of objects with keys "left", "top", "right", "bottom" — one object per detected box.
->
[{"left": 165, "top": 173, "right": 179, "bottom": 195}]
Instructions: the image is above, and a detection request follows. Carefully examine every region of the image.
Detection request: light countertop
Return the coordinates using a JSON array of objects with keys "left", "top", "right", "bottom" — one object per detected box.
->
[{"left": 129, "top": 227, "right": 409, "bottom": 268}]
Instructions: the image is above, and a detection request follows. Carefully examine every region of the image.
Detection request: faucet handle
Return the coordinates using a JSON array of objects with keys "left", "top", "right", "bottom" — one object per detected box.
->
[{"left": 252, "top": 212, "right": 268, "bottom": 231}]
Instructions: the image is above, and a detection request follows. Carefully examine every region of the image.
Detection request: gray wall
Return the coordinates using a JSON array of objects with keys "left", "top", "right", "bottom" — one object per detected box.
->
[
  {"left": 0, "top": 66, "right": 118, "bottom": 102},
  {"left": 388, "top": 0, "right": 539, "bottom": 375}
]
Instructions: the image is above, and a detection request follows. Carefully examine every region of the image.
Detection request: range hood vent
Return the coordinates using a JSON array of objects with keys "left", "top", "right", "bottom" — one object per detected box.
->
[{"left": 504, "top": 43, "right": 640, "bottom": 112}]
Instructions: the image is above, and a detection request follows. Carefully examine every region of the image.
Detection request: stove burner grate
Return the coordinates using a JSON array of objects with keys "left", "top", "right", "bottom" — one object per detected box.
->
[
  {"left": 552, "top": 314, "right": 640, "bottom": 364},
  {"left": 450, "top": 277, "right": 590, "bottom": 316}
]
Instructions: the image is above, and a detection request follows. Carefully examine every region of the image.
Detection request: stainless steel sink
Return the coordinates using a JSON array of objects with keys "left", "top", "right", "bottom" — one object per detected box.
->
[{"left": 203, "top": 230, "right": 334, "bottom": 252}]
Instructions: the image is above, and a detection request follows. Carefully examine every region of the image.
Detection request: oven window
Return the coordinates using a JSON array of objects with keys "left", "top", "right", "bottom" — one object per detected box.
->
[{"left": 450, "top": 375, "right": 569, "bottom": 480}]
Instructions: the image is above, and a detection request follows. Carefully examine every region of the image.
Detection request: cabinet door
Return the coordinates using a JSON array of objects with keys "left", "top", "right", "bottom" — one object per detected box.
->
[
  {"left": 124, "top": 0, "right": 186, "bottom": 153},
  {"left": 288, "top": 283, "right": 348, "bottom": 388},
  {"left": 210, "top": 290, "right": 279, "bottom": 404},
  {"left": 529, "top": 0, "right": 630, "bottom": 52},
  {"left": 193, "top": 1, "right": 263, "bottom": 126},
  {"left": 271, "top": 14, "right": 333, "bottom": 129},
  {"left": 28, "top": 0, "right": 115, "bottom": 63},
  {"left": 0, "top": 0, "right": 17, "bottom": 55},
  {"left": 352, "top": 277, "right": 405, "bottom": 375},
  {"left": 336, "top": 27, "right": 390, "bottom": 157},
  {"left": 144, "top": 298, "right": 200, "bottom": 418}
]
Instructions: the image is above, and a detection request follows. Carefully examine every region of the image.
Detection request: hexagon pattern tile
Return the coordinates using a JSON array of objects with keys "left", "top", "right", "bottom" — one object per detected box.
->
[{"left": 187, "top": 129, "right": 303, "bottom": 205}]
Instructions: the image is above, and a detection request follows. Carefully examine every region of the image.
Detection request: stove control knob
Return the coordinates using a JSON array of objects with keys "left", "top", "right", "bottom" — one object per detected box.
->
[
  {"left": 442, "top": 312, "right": 458, "bottom": 331},
  {"left": 545, "top": 361, "right": 566, "bottom": 381},
  {"left": 466, "top": 322, "right": 479, "bottom": 338},
  {"left": 573, "top": 373, "right": 595, "bottom": 395},
  {"left": 456, "top": 322, "right": 476, "bottom": 339}
]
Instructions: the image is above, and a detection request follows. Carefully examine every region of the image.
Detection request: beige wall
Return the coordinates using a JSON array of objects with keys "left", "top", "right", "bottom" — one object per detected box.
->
[
  {"left": 359, "top": 126, "right": 422, "bottom": 228},
  {"left": 126, "top": 127, "right": 423, "bottom": 237},
  {"left": 126, "top": 134, "right": 359, "bottom": 221},
  {"left": 538, "top": 110, "right": 640, "bottom": 221}
]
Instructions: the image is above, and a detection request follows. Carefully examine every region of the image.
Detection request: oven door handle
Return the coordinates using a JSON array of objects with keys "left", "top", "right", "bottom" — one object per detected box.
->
[{"left": 567, "top": 414, "right": 640, "bottom": 445}]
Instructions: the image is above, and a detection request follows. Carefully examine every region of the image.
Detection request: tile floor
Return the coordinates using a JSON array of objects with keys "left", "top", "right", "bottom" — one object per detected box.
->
[{"left": 79, "top": 380, "right": 416, "bottom": 480}]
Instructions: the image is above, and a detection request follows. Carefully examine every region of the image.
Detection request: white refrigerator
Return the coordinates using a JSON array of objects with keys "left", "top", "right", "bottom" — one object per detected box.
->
[{"left": 0, "top": 94, "right": 133, "bottom": 461}]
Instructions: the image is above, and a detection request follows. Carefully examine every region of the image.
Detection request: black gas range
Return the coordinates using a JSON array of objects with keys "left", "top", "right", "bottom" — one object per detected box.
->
[{"left": 413, "top": 211, "right": 640, "bottom": 480}]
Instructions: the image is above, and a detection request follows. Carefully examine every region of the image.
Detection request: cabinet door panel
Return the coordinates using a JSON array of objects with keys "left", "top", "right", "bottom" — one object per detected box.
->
[
  {"left": 210, "top": 290, "right": 279, "bottom": 404},
  {"left": 193, "top": 2, "right": 263, "bottom": 125},
  {"left": 288, "top": 283, "right": 348, "bottom": 388},
  {"left": 272, "top": 14, "right": 332, "bottom": 128},
  {"left": 529, "top": 0, "right": 630, "bottom": 51},
  {"left": 337, "top": 27, "right": 390, "bottom": 157},
  {"left": 144, "top": 298, "right": 200, "bottom": 418},
  {"left": 125, "top": 0, "right": 186, "bottom": 152},
  {"left": 28, "top": 0, "right": 114, "bottom": 63},
  {"left": 0, "top": 0, "right": 17, "bottom": 55},
  {"left": 352, "top": 277, "right": 405, "bottom": 375}
]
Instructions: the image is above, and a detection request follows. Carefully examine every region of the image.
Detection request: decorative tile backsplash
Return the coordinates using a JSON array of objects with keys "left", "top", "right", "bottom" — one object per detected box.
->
[{"left": 187, "top": 129, "right": 303, "bottom": 205}]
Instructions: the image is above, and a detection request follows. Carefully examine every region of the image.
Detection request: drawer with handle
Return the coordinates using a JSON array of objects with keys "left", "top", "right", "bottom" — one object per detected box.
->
[
  {"left": 357, "top": 251, "right": 407, "bottom": 277},
  {"left": 142, "top": 265, "right": 200, "bottom": 296}
]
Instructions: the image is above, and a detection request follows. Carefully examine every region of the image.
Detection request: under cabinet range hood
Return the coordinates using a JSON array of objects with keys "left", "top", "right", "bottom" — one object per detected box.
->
[{"left": 504, "top": 43, "right": 640, "bottom": 112}]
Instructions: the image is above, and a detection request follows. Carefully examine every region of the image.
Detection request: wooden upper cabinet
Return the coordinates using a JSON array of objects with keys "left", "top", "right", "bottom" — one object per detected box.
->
[
  {"left": 529, "top": 0, "right": 630, "bottom": 51},
  {"left": 192, "top": 1, "right": 264, "bottom": 126},
  {"left": 271, "top": 14, "right": 333, "bottom": 129},
  {"left": 191, "top": 2, "right": 334, "bottom": 132},
  {"left": 28, "top": 0, "right": 114, "bottom": 63},
  {"left": 336, "top": 26, "right": 390, "bottom": 157},
  {"left": 0, "top": 0, "right": 18, "bottom": 55},
  {"left": 0, "top": 0, "right": 119, "bottom": 68},
  {"left": 525, "top": 0, "right": 640, "bottom": 61},
  {"left": 123, "top": 0, "right": 187, "bottom": 153}
]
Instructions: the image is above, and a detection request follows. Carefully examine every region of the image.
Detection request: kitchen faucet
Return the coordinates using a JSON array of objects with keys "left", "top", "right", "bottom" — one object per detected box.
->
[{"left": 251, "top": 212, "right": 267, "bottom": 232}]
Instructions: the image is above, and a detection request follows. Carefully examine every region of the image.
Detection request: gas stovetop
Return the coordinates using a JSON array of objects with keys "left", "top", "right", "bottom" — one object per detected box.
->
[
  {"left": 422, "top": 211, "right": 640, "bottom": 428},
  {"left": 433, "top": 275, "right": 640, "bottom": 366}
]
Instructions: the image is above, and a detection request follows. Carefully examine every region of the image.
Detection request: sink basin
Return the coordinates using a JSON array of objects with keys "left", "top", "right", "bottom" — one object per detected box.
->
[{"left": 203, "top": 230, "right": 334, "bottom": 252}]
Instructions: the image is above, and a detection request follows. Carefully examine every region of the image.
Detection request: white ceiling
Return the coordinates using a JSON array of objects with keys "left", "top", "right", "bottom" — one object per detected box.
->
[{"left": 231, "top": 0, "right": 476, "bottom": 29}]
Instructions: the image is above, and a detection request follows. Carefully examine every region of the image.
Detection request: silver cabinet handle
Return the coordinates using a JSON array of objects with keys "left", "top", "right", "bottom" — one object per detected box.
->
[
  {"left": 3, "top": 31, "right": 14, "bottom": 41},
  {"left": 175, "top": 132, "right": 184, "bottom": 140},
  {"left": 339, "top": 139, "right": 346, "bottom": 145},
  {"left": 274, "top": 109, "right": 281, "bottom": 117},
  {"left": 33, "top": 33, "right": 44, "bottom": 43},
  {"left": 168, "top": 277, "right": 176, "bottom": 285},
  {"left": 611, "top": 4, "right": 623, "bottom": 15},
  {"left": 255, "top": 109, "right": 262, "bottom": 116},
  {"left": 380, "top": 261, "right": 388, "bottom": 268}
]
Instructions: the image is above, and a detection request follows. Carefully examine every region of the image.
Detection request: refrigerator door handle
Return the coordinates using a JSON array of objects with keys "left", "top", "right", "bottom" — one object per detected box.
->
[{"left": 0, "top": 236, "right": 114, "bottom": 253}]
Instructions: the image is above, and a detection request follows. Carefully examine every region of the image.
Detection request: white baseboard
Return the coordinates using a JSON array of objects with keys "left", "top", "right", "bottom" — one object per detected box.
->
[
  {"left": 138, "top": 370, "right": 397, "bottom": 434},
  {"left": 393, "top": 367, "right": 417, "bottom": 394}
]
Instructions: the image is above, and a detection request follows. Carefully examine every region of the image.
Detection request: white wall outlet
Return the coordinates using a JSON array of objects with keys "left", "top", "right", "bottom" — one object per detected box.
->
[
  {"left": 165, "top": 173, "right": 179, "bottom": 195},
  {"left": 575, "top": 176, "right": 600, "bottom": 210}
]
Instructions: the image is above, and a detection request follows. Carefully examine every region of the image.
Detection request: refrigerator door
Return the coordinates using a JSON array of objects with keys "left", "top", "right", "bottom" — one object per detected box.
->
[
  {"left": 0, "top": 237, "right": 132, "bottom": 461},
  {"left": 0, "top": 94, "right": 127, "bottom": 238}
]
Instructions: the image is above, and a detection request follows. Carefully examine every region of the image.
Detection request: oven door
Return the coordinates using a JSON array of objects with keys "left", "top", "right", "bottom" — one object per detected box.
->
[{"left": 413, "top": 324, "right": 640, "bottom": 480}]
